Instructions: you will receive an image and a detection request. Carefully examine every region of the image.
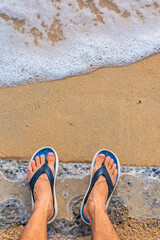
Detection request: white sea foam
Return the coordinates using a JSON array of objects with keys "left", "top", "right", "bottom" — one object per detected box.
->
[{"left": 0, "top": 0, "right": 160, "bottom": 87}]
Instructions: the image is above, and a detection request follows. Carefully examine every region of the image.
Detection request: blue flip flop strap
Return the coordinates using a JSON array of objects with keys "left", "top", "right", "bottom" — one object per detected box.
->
[
  {"left": 29, "top": 163, "right": 54, "bottom": 198},
  {"left": 84, "top": 165, "right": 114, "bottom": 204}
]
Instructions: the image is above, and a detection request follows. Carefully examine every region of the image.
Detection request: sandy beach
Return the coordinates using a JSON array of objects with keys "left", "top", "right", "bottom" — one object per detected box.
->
[
  {"left": 0, "top": 2, "right": 160, "bottom": 239},
  {"left": 0, "top": 53, "right": 160, "bottom": 166}
]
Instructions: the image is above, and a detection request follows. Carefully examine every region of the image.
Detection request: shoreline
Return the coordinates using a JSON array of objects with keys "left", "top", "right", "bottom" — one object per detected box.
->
[
  {"left": 1, "top": 52, "right": 160, "bottom": 89},
  {"left": 0, "top": 53, "right": 160, "bottom": 166}
]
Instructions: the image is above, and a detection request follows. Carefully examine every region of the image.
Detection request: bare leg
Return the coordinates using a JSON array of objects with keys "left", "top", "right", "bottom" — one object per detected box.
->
[
  {"left": 84, "top": 154, "right": 120, "bottom": 240},
  {"left": 20, "top": 152, "right": 55, "bottom": 240}
]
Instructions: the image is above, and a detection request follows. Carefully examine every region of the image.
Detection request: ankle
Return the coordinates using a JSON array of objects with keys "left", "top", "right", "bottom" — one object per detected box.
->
[
  {"left": 33, "top": 201, "right": 48, "bottom": 213},
  {"left": 85, "top": 198, "right": 106, "bottom": 222}
]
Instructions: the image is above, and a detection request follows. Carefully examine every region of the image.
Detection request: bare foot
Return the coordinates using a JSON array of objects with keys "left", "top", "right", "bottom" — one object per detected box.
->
[
  {"left": 84, "top": 154, "right": 117, "bottom": 222},
  {"left": 28, "top": 152, "right": 55, "bottom": 221}
]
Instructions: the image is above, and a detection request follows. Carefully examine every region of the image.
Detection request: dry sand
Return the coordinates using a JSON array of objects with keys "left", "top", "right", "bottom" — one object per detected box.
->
[{"left": 0, "top": 54, "right": 160, "bottom": 166}]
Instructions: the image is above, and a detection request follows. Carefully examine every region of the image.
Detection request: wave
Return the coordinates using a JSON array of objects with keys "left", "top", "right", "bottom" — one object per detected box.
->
[{"left": 0, "top": 0, "right": 160, "bottom": 87}]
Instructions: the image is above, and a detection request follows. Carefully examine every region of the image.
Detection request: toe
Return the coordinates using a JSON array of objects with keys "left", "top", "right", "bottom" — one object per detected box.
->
[
  {"left": 47, "top": 152, "right": 55, "bottom": 176},
  {"left": 112, "top": 163, "right": 117, "bottom": 173},
  {"left": 28, "top": 165, "right": 33, "bottom": 181},
  {"left": 105, "top": 159, "right": 117, "bottom": 186},
  {"left": 47, "top": 152, "right": 55, "bottom": 164},
  {"left": 40, "top": 154, "right": 45, "bottom": 165},
  {"left": 96, "top": 154, "right": 105, "bottom": 165},
  {"left": 31, "top": 160, "right": 36, "bottom": 171},
  {"left": 35, "top": 156, "right": 41, "bottom": 167},
  {"left": 109, "top": 158, "right": 114, "bottom": 169},
  {"left": 105, "top": 156, "right": 111, "bottom": 166},
  {"left": 113, "top": 169, "right": 117, "bottom": 180},
  {"left": 114, "top": 169, "right": 117, "bottom": 176},
  {"left": 93, "top": 154, "right": 105, "bottom": 173}
]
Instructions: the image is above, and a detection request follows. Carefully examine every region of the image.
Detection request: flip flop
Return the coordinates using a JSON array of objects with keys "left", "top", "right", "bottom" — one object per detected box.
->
[
  {"left": 81, "top": 149, "right": 120, "bottom": 225},
  {"left": 29, "top": 146, "right": 59, "bottom": 224}
]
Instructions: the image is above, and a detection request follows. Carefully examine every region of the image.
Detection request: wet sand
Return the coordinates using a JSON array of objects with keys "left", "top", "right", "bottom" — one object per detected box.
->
[
  {"left": 0, "top": 54, "right": 160, "bottom": 166},
  {"left": 1, "top": 219, "right": 160, "bottom": 240}
]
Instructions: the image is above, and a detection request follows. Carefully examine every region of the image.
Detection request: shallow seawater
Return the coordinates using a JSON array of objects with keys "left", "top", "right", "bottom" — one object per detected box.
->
[{"left": 0, "top": 0, "right": 160, "bottom": 87}]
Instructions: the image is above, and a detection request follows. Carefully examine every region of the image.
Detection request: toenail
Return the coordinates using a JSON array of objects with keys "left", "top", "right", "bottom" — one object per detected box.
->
[
  {"left": 48, "top": 152, "right": 53, "bottom": 156},
  {"left": 99, "top": 155, "right": 105, "bottom": 159}
]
